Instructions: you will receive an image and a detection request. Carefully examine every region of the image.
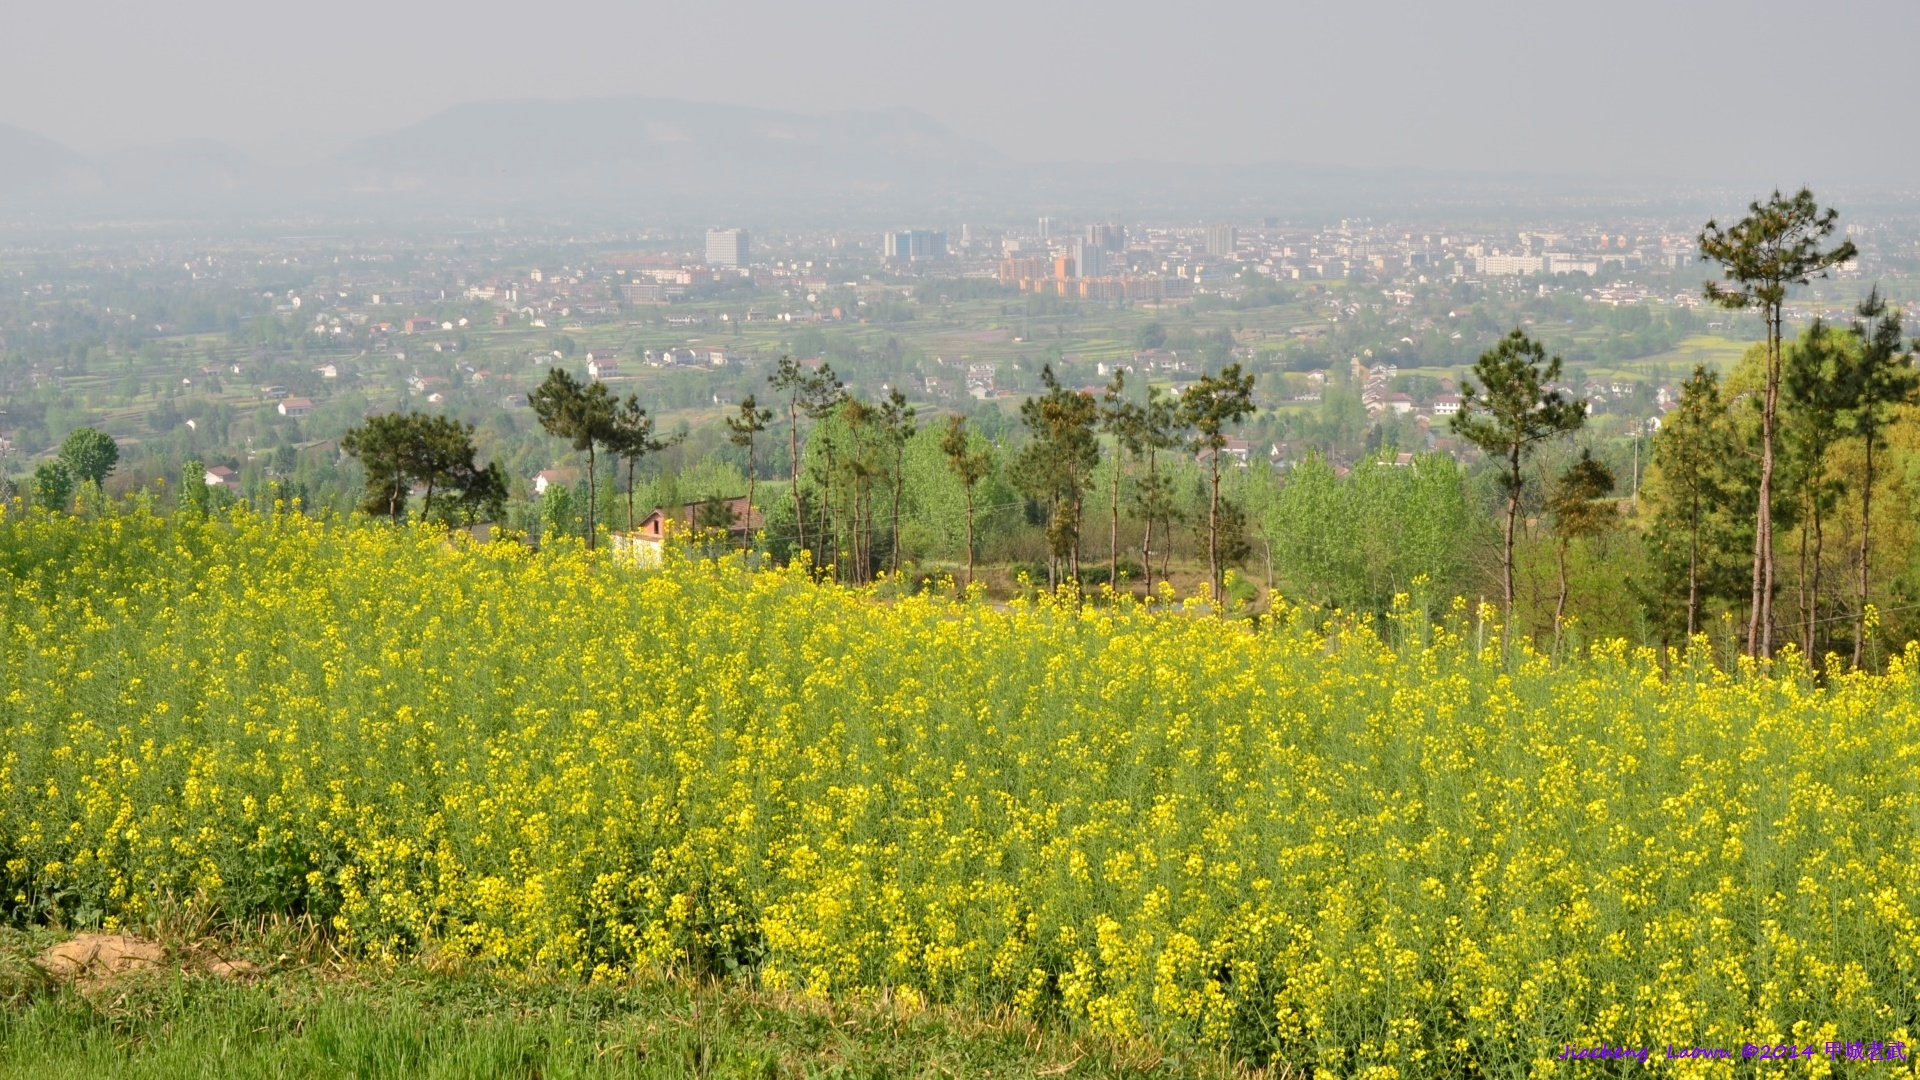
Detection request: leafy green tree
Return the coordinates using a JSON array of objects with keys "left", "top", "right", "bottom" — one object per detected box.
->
[
  {"left": 32, "top": 460, "right": 73, "bottom": 512},
  {"left": 530, "top": 368, "right": 616, "bottom": 550},
  {"left": 1267, "top": 452, "right": 1471, "bottom": 614},
  {"left": 58, "top": 427, "right": 118, "bottom": 488},
  {"left": 1451, "top": 330, "right": 1588, "bottom": 613},
  {"left": 540, "top": 482, "right": 579, "bottom": 542},
  {"left": 179, "top": 458, "right": 212, "bottom": 517},
  {"left": 1546, "top": 449, "right": 1617, "bottom": 647},
  {"left": 1698, "top": 188, "right": 1856, "bottom": 656},
  {"left": 1269, "top": 453, "right": 1346, "bottom": 607},
  {"left": 1181, "top": 363, "right": 1257, "bottom": 600},
  {"left": 1136, "top": 322, "right": 1168, "bottom": 351},
  {"left": 940, "top": 414, "right": 992, "bottom": 591},
  {"left": 1840, "top": 289, "right": 1918, "bottom": 666}
]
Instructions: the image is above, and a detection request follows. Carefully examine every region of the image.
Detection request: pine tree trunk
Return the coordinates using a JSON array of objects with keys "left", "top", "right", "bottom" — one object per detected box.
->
[
  {"left": 820, "top": 442, "right": 838, "bottom": 580},
  {"left": 1070, "top": 491, "right": 1083, "bottom": 587},
  {"left": 1503, "top": 448, "right": 1520, "bottom": 613},
  {"left": 864, "top": 479, "right": 876, "bottom": 583},
  {"left": 1160, "top": 510, "right": 1174, "bottom": 585},
  {"left": 1810, "top": 487, "right": 1825, "bottom": 659},
  {"left": 890, "top": 446, "right": 904, "bottom": 576},
  {"left": 789, "top": 404, "right": 804, "bottom": 556},
  {"left": 962, "top": 485, "right": 975, "bottom": 594},
  {"left": 1687, "top": 493, "right": 1700, "bottom": 638},
  {"left": 1142, "top": 511, "right": 1156, "bottom": 597},
  {"left": 585, "top": 443, "right": 597, "bottom": 551},
  {"left": 1208, "top": 453, "right": 1222, "bottom": 601},
  {"left": 1141, "top": 454, "right": 1157, "bottom": 597},
  {"left": 1751, "top": 310, "right": 1781, "bottom": 657},
  {"left": 1047, "top": 495, "right": 1059, "bottom": 591},
  {"left": 744, "top": 441, "right": 756, "bottom": 546},
  {"left": 1856, "top": 431, "right": 1875, "bottom": 668},
  {"left": 1554, "top": 537, "right": 1569, "bottom": 656},
  {"left": 1793, "top": 517, "right": 1807, "bottom": 656}
]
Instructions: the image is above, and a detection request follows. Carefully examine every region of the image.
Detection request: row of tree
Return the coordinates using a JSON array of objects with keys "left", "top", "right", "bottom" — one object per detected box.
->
[
  {"left": 319, "top": 187, "right": 1919, "bottom": 665},
  {"left": 342, "top": 369, "right": 681, "bottom": 546},
  {"left": 1457, "top": 188, "right": 1919, "bottom": 664},
  {"left": 1643, "top": 290, "right": 1915, "bottom": 664},
  {"left": 1648, "top": 188, "right": 1912, "bottom": 662}
]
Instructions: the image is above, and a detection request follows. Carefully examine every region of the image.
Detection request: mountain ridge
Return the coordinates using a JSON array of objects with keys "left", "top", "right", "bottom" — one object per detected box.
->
[{"left": 0, "top": 97, "right": 1719, "bottom": 221}]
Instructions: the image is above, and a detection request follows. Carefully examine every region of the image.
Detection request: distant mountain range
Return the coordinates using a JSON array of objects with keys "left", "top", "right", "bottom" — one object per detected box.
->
[
  {"left": 332, "top": 96, "right": 1014, "bottom": 216},
  {"left": 0, "top": 96, "right": 1700, "bottom": 223}
]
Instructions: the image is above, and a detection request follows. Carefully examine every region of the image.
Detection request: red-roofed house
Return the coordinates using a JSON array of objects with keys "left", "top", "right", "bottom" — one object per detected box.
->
[{"left": 614, "top": 498, "right": 764, "bottom": 566}]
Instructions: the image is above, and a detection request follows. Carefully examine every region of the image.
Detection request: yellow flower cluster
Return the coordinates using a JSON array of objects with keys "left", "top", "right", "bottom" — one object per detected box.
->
[{"left": 3, "top": 505, "right": 1919, "bottom": 1074}]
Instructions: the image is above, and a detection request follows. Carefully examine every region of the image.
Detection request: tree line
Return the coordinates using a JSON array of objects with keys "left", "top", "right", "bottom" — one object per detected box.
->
[{"left": 134, "top": 186, "right": 1919, "bottom": 665}]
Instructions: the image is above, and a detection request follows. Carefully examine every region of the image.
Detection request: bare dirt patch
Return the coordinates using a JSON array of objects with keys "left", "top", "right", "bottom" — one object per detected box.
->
[
  {"left": 204, "top": 957, "right": 260, "bottom": 979},
  {"left": 35, "top": 933, "right": 166, "bottom": 982}
]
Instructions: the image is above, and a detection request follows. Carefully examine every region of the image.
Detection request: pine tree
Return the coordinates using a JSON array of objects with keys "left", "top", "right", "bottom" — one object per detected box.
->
[
  {"left": 724, "top": 394, "right": 773, "bottom": 537},
  {"left": 1781, "top": 319, "right": 1851, "bottom": 657},
  {"left": 878, "top": 389, "right": 917, "bottom": 576},
  {"left": 1698, "top": 188, "right": 1856, "bottom": 656},
  {"left": 1016, "top": 366, "right": 1100, "bottom": 591},
  {"left": 1180, "top": 363, "right": 1256, "bottom": 601},
  {"left": 941, "top": 414, "right": 992, "bottom": 593},
  {"left": 1100, "top": 369, "right": 1146, "bottom": 588},
  {"left": 613, "top": 394, "right": 673, "bottom": 533},
  {"left": 1648, "top": 366, "right": 1740, "bottom": 638},
  {"left": 1451, "top": 330, "right": 1588, "bottom": 614},
  {"left": 1841, "top": 288, "right": 1919, "bottom": 666},
  {"left": 1546, "top": 449, "right": 1616, "bottom": 653},
  {"left": 529, "top": 368, "right": 617, "bottom": 550}
]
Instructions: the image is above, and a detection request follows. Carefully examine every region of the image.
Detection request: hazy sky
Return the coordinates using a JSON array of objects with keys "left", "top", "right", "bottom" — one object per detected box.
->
[{"left": 7, "top": 0, "right": 1917, "bottom": 185}]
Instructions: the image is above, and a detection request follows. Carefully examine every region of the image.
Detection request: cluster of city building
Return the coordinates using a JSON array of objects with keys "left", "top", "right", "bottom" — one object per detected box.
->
[{"left": 878, "top": 216, "right": 1752, "bottom": 306}]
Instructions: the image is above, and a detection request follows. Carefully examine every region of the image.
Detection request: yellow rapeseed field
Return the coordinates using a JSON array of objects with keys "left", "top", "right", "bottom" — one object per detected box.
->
[{"left": 3, "top": 503, "right": 1918, "bottom": 1076}]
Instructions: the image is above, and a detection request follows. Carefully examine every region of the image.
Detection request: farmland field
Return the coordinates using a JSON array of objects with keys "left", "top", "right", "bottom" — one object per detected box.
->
[
  {"left": 4, "top": 506, "right": 1920, "bottom": 1076},
  {"left": 1614, "top": 334, "right": 1754, "bottom": 378}
]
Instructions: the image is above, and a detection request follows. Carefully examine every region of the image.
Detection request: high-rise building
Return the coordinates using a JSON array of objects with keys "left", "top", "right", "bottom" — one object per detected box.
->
[
  {"left": 1037, "top": 216, "right": 1054, "bottom": 241},
  {"left": 1084, "top": 223, "right": 1125, "bottom": 253},
  {"left": 884, "top": 229, "right": 949, "bottom": 262},
  {"left": 1204, "top": 224, "right": 1237, "bottom": 257},
  {"left": 706, "top": 228, "right": 750, "bottom": 267},
  {"left": 1071, "top": 239, "right": 1103, "bottom": 279}
]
